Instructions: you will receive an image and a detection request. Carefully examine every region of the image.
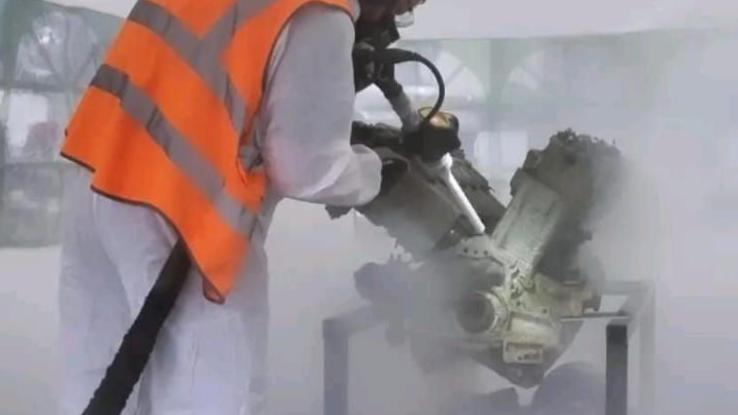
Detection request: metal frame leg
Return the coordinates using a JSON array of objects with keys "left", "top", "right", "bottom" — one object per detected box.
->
[
  {"left": 639, "top": 290, "right": 656, "bottom": 415},
  {"left": 602, "top": 281, "right": 656, "bottom": 415},
  {"left": 606, "top": 322, "right": 629, "bottom": 415},
  {"left": 322, "top": 282, "right": 655, "bottom": 415},
  {"left": 324, "top": 321, "right": 349, "bottom": 415},
  {"left": 323, "top": 307, "right": 384, "bottom": 415}
]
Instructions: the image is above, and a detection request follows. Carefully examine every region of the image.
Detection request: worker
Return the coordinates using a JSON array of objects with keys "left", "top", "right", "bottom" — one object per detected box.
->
[{"left": 58, "top": 0, "right": 427, "bottom": 414}]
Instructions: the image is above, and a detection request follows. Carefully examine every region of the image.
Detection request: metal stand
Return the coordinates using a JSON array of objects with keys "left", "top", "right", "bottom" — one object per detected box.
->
[
  {"left": 602, "top": 281, "right": 656, "bottom": 415},
  {"left": 323, "top": 280, "right": 655, "bottom": 415},
  {"left": 323, "top": 307, "right": 384, "bottom": 415}
]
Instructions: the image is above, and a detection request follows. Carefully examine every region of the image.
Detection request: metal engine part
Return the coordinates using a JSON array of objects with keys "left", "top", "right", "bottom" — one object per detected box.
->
[{"left": 351, "top": 128, "right": 621, "bottom": 388}]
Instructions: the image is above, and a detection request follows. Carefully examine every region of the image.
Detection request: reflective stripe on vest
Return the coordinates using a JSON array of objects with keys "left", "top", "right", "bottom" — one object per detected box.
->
[
  {"left": 90, "top": 65, "right": 257, "bottom": 235},
  {"left": 63, "top": 0, "right": 355, "bottom": 302}
]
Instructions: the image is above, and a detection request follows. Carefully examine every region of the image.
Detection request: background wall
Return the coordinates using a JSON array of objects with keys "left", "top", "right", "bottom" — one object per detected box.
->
[{"left": 48, "top": 0, "right": 738, "bottom": 38}]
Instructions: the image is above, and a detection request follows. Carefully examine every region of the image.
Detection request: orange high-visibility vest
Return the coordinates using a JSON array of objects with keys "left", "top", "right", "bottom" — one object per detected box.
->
[{"left": 62, "top": 0, "right": 355, "bottom": 303}]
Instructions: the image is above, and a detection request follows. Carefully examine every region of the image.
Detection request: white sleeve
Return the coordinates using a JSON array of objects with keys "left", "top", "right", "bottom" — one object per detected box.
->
[{"left": 258, "top": 4, "right": 381, "bottom": 206}]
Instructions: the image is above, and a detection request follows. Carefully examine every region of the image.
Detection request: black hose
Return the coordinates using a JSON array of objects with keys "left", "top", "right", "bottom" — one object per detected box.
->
[
  {"left": 82, "top": 240, "right": 191, "bottom": 415},
  {"left": 372, "top": 48, "right": 446, "bottom": 125}
]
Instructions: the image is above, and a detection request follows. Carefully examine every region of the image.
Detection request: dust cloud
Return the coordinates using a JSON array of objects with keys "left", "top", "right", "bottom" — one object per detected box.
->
[
  {"left": 2, "top": 28, "right": 738, "bottom": 415},
  {"left": 578, "top": 29, "right": 738, "bottom": 415},
  {"left": 265, "top": 29, "right": 738, "bottom": 415}
]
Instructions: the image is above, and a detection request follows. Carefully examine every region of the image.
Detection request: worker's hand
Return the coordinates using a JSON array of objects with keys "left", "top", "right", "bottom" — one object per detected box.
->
[
  {"left": 324, "top": 148, "right": 406, "bottom": 219},
  {"left": 350, "top": 121, "right": 402, "bottom": 148},
  {"left": 325, "top": 154, "right": 406, "bottom": 219}
]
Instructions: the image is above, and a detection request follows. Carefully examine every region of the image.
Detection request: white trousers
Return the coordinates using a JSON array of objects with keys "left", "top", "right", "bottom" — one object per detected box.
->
[{"left": 59, "top": 168, "right": 268, "bottom": 415}]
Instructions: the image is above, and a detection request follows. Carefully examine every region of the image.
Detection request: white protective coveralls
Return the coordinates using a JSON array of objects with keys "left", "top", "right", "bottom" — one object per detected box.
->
[{"left": 58, "top": 1, "right": 381, "bottom": 414}]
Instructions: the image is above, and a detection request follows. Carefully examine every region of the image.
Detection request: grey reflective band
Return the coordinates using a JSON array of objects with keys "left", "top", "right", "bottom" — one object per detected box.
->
[
  {"left": 204, "top": 0, "right": 274, "bottom": 47},
  {"left": 214, "top": 191, "right": 259, "bottom": 236},
  {"left": 128, "top": 1, "right": 198, "bottom": 48},
  {"left": 92, "top": 64, "right": 257, "bottom": 235},
  {"left": 128, "top": 0, "right": 264, "bottom": 152}
]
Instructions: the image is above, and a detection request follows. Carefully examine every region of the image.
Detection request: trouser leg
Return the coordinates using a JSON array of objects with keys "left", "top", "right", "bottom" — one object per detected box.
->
[
  {"left": 58, "top": 169, "right": 138, "bottom": 415},
  {"left": 92, "top": 193, "right": 260, "bottom": 415}
]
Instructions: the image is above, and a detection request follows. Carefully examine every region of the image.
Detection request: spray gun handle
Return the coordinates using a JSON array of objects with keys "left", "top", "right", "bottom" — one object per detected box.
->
[
  {"left": 367, "top": 51, "right": 484, "bottom": 234},
  {"left": 388, "top": 90, "right": 422, "bottom": 131},
  {"left": 373, "top": 69, "right": 422, "bottom": 131}
]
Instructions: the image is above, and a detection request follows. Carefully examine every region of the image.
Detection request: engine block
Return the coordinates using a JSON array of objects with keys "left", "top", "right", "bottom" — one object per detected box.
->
[{"left": 350, "top": 128, "right": 621, "bottom": 387}]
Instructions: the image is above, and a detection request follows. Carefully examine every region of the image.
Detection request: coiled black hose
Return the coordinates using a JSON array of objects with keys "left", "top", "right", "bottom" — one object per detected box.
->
[{"left": 372, "top": 48, "right": 446, "bottom": 125}]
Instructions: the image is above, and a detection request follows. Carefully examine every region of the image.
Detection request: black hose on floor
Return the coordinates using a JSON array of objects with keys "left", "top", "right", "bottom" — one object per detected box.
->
[{"left": 82, "top": 239, "right": 191, "bottom": 415}]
